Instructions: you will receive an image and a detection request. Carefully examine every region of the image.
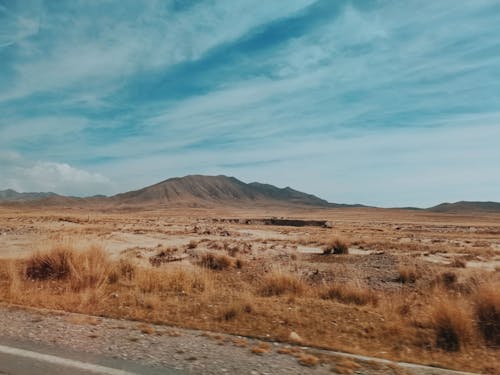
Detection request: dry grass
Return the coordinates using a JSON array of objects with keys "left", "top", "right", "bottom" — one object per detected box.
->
[
  {"left": 220, "top": 297, "right": 253, "bottom": 321},
  {"left": 320, "top": 283, "right": 378, "bottom": 306},
  {"left": 198, "top": 253, "right": 232, "bottom": 270},
  {"left": 323, "top": 238, "right": 349, "bottom": 255},
  {"left": 396, "top": 264, "right": 419, "bottom": 284},
  {"left": 1, "top": 207, "right": 500, "bottom": 374},
  {"left": 136, "top": 266, "right": 212, "bottom": 295},
  {"left": 137, "top": 323, "right": 155, "bottom": 334},
  {"left": 258, "top": 269, "right": 305, "bottom": 297},
  {"left": 297, "top": 353, "right": 320, "bottom": 367},
  {"left": 24, "top": 244, "right": 114, "bottom": 291},
  {"left": 333, "top": 357, "right": 361, "bottom": 374},
  {"left": 25, "top": 245, "right": 73, "bottom": 280},
  {"left": 430, "top": 294, "right": 473, "bottom": 351},
  {"left": 474, "top": 283, "right": 500, "bottom": 346},
  {"left": 250, "top": 341, "right": 271, "bottom": 355},
  {"left": 232, "top": 338, "right": 248, "bottom": 347}
]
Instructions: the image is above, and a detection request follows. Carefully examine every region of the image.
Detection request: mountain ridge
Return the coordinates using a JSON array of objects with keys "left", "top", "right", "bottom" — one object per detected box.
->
[
  {"left": 1, "top": 176, "right": 499, "bottom": 213},
  {"left": 109, "top": 175, "right": 332, "bottom": 207}
]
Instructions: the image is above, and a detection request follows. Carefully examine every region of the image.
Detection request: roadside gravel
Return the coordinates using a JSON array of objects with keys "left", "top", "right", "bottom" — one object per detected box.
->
[{"left": 0, "top": 304, "right": 476, "bottom": 375}]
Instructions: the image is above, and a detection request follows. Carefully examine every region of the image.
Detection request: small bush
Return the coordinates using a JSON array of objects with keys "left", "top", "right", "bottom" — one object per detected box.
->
[
  {"left": 396, "top": 265, "right": 419, "bottom": 284},
  {"left": 199, "top": 253, "right": 232, "bottom": 270},
  {"left": 439, "top": 272, "right": 457, "bottom": 288},
  {"left": 24, "top": 244, "right": 114, "bottom": 291},
  {"left": 259, "top": 269, "right": 305, "bottom": 297},
  {"left": 474, "top": 284, "right": 500, "bottom": 346},
  {"left": 323, "top": 239, "right": 349, "bottom": 255},
  {"left": 25, "top": 246, "right": 73, "bottom": 280}
]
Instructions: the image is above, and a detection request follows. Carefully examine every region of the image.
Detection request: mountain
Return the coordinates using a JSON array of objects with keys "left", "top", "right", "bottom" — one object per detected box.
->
[
  {"left": 0, "top": 189, "right": 59, "bottom": 201},
  {"left": 427, "top": 201, "right": 500, "bottom": 214},
  {"left": 110, "top": 175, "right": 331, "bottom": 207}
]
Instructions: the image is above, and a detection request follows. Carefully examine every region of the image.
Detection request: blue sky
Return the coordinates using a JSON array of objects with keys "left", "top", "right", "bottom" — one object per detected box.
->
[{"left": 1, "top": 0, "right": 500, "bottom": 207}]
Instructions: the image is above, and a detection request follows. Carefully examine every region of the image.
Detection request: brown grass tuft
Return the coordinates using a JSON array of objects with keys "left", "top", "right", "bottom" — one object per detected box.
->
[
  {"left": 24, "top": 244, "right": 114, "bottom": 291},
  {"left": 396, "top": 264, "right": 419, "bottom": 284},
  {"left": 323, "top": 239, "right": 349, "bottom": 255},
  {"left": 321, "top": 283, "right": 378, "bottom": 306},
  {"left": 474, "top": 283, "right": 500, "bottom": 346},
  {"left": 439, "top": 272, "right": 457, "bottom": 289},
  {"left": 136, "top": 266, "right": 212, "bottom": 294},
  {"left": 220, "top": 298, "right": 253, "bottom": 321},
  {"left": 430, "top": 295, "right": 472, "bottom": 351},
  {"left": 334, "top": 358, "right": 361, "bottom": 374},
  {"left": 25, "top": 245, "right": 73, "bottom": 280},
  {"left": 297, "top": 353, "right": 320, "bottom": 367},
  {"left": 199, "top": 253, "right": 232, "bottom": 270},
  {"left": 259, "top": 269, "right": 305, "bottom": 297},
  {"left": 137, "top": 323, "right": 155, "bottom": 334},
  {"left": 250, "top": 342, "right": 271, "bottom": 355}
]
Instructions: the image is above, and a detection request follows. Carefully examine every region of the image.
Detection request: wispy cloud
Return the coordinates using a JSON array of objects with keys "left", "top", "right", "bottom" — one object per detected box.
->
[{"left": 1, "top": 0, "right": 499, "bottom": 205}]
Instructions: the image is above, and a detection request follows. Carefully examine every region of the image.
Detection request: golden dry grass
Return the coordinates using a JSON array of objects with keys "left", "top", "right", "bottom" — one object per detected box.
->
[
  {"left": 474, "top": 283, "right": 500, "bottom": 346},
  {"left": 320, "top": 282, "right": 378, "bottom": 306},
  {"left": 258, "top": 268, "right": 305, "bottom": 297},
  {"left": 430, "top": 294, "right": 473, "bottom": 351},
  {"left": 297, "top": 353, "right": 320, "bottom": 367}
]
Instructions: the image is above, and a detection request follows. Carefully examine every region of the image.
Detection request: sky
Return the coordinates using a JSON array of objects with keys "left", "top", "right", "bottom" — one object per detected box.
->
[{"left": 1, "top": 0, "right": 500, "bottom": 207}]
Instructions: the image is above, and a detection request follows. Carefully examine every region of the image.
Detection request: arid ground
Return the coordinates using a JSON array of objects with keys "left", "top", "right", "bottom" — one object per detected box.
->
[{"left": 0, "top": 206, "right": 499, "bottom": 373}]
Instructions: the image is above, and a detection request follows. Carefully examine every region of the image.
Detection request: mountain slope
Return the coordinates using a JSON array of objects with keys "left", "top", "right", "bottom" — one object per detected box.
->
[
  {"left": 427, "top": 201, "right": 500, "bottom": 213},
  {"left": 0, "top": 189, "right": 59, "bottom": 201},
  {"left": 110, "top": 175, "right": 330, "bottom": 207}
]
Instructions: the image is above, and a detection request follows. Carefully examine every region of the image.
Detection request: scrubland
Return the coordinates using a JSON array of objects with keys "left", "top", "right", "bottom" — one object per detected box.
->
[{"left": 0, "top": 207, "right": 499, "bottom": 373}]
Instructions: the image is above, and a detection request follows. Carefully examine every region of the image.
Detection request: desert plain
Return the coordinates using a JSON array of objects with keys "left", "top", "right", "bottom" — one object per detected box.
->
[{"left": 0, "top": 204, "right": 499, "bottom": 374}]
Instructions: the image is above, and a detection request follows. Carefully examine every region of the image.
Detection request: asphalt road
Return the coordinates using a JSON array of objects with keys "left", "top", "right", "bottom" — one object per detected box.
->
[{"left": 0, "top": 338, "right": 183, "bottom": 375}]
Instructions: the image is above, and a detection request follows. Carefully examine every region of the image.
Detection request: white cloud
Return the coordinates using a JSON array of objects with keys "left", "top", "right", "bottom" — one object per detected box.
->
[
  {"left": 0, "top": 0, "right": 316, "bottom": 102},
  {"left": 0, "top": 154, "right": 114, "bottom": 196}
]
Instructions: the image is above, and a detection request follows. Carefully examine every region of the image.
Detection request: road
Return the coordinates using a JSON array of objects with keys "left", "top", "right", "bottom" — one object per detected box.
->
[{"left": 0, "top": 338, "right": 182, "bottom": 375}]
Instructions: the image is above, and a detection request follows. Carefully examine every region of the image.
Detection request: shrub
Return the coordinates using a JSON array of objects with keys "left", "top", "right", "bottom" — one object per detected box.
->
[
  {"left": 474, "top": 284, "right": 500, "bottom": 346},
  {"left": 323, "top": 239, "right": 349, "bottom": 255},
  {"left": 199, "top": 253, "right": 232, "bottom": 270},
  {"left": 259, "top": 269, "right": 305, "bottom": 297},
  {"left": 396, "top": 265, "right": 419, "bottom": 284},
  {"left": 25, "top": 245, "right": 73, "bottom": 280},
  {"left": 439, "top": 272, "right": 457, "bottom": 288}
]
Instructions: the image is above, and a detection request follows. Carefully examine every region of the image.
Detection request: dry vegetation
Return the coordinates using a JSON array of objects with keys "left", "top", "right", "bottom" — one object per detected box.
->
[{"left": 0, "top": 207, "right": 499, "bottom": 373}]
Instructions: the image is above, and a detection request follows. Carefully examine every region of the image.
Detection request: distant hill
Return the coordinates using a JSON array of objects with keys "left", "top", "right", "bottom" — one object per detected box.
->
[
  {"left": 4, "top": 177, "right": 496, "bottom": 212},
  {"left": 110, "top": 175, "right": 331, "bottom": 207},
  {"left": 0, "top": 189, "right": 59, "bottom": 201},
  {"left": 427, "top": 201, "right": 500, "bottom": 214}
]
